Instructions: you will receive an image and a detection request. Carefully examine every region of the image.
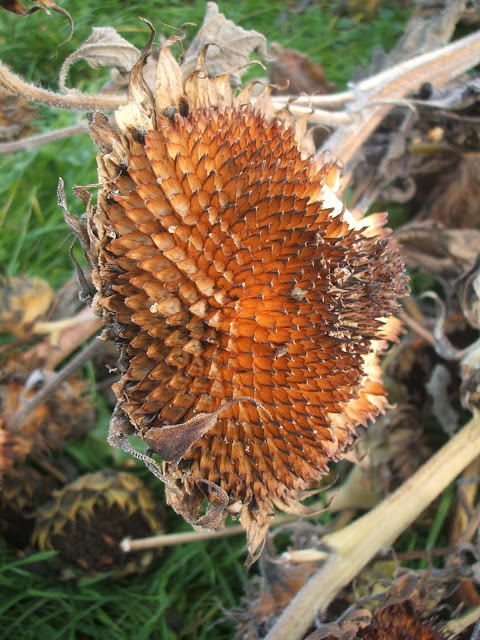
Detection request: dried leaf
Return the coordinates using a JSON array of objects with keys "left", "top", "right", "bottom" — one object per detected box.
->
[
  {"left": 425, "top": 363, "right": 459, "bottom": 436},
  {"left": 194, "top": 497, "right": 228, "bottom": 530},
  {"left": 349, "top": 75, "right": 480, "bottom": 212},
  {"left": 58, "top": 178, "right": 90, "bottom": 255},
  {"left": 394, "top": 0, "right": 468, "bottom": 55},
  {"left": 0, "top": 0, "right": 53, "bottom": 15},
  {"left": 260, "top": 542, "right": 321, "bottom": 614},
  {"left": 59, "top": 27, "right": 140, "bottom": 93},
  {"left": 232, "top": 525, "right": 327, "bottom": 637},
  {"left": 306, "top": 611, "right": 372, "bottom": 640},
  {"left": 394, "top": 221, "right": 480, "bottom": 281},
  {"left": 419, "top": 154, "right": 480, "bottom": 228},
  {"left": 143, "top": 396, "right": 270, "bottom": 465},
  {"left": 268, "top": 43, "right": 334, "bottom": 96},
  {"left": 182, "top": 1, "right": 268, "bottom": 87},
  {"left": 457, "top": 254, "right": 480, "bottom": 330},
  {"left": 368, "top": 0, "right": 471, "bottom": 74},
  {"left": 0, "top": 0, "right": 29, "bottom": 15},
  {"left": 0, "top": 86, "right": 37, "bottom": 140}
]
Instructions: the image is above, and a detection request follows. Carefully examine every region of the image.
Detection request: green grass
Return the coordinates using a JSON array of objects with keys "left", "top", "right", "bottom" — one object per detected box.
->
[
  {"left": 0, "top": 541, "right": 246, "bottom": 639},
  {"left": 0, "top": 2, "right": 415, "bottom": 638}
]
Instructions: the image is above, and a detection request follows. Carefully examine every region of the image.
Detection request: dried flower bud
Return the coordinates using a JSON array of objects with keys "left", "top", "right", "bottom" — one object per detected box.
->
[{"left": 66, "top": 24, "right": 407, "bottom": 561}]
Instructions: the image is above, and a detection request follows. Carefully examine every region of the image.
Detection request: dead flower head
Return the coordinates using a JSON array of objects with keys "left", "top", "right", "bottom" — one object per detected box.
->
[
  {"left": 67, "top": 23, "right": 407, "bottom": 562},
  {"left": 32, "top": 470, "right": 163, "bottom": 576},
  {"left": 304, "top": 567, "right": 474, "bottom": 640}
]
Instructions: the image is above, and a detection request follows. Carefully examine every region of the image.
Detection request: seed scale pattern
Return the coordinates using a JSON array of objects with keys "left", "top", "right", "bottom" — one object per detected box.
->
[
  {"left": 359, "top": 604, "right": 444, "bottom": 640},
  {"left": 69, "top": 36, "right": 407, "bottom": 559}
]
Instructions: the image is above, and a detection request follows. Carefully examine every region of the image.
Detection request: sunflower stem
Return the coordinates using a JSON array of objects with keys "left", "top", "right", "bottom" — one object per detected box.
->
[
  {"left": 319, "top": 29, "right": 480, "bottom": 169},
  {"left": 121, "top": 514, "right": 299, "bottom": 552},
  {"left": 7, "top": 336, "right": 103, "bottom": 431},
  {"left": 0, "top": 61, "right": 127, "bottom": 111},
  {"left": 264, "top": 411, "right": 480, "bottom": 640},
  {"left": 0, "top": 123, "right": 87, "bottom": 154}
]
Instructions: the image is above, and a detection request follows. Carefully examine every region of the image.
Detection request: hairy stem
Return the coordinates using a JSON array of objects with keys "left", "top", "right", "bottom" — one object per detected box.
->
[
  {"left": 0, "top": 61, "right": 127, "bottom": 111},
  {"left": 269, "top": 101, "right": 353, "bottom": 126},
  {"left": 272, "top": 92, "right": 355, "bottom": 109}
]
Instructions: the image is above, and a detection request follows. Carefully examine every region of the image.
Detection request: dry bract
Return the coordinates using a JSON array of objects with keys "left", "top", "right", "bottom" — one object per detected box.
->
[{"left": 67, "top": 25, "right": 407, "bottom": 562}]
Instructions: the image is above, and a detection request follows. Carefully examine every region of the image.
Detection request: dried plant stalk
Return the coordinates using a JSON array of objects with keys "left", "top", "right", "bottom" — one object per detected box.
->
[
  {"left": 319, "top": 30, "right": 480, "bottom": 169},
  {"left": 265, "top": 410, "right": 480, "bottom": 640},
  {"left": 0, "top": 123, "right": 87, "bottom": 154},
  {"left": 121, "top": 512, "right": 298, "bottom": 552},
  {"left": 7, "top": 337, "right": 102, "bottom": 432}
]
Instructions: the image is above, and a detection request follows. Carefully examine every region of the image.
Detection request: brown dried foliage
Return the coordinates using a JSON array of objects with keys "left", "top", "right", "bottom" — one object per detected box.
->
[{"left": 269, "top": 43, "right": 334, "bottom": 97}]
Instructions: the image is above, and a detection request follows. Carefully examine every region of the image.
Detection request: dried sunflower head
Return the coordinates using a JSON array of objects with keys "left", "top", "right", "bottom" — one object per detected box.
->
[
  {"left": 302, "top": 567, "right": 475, "bottom": 640},
  {"left": 0, "top": 464, "right": 58, "bottom": 548},
  {"left": 0, "top": 354, "right": 93, "bottom": 463},
  {"left": 32, "top": 470, "right": 163, "bottom": 576},
  {"left": 0, "top": 353, "right": 94, "bottom": 546},
  {"left": 354, "top": 603, "right": 444, "bottom": 640},
  {"left": 0, "top": 423, "right": 15, "bottom": 483},
  {"left": 66, "top": 25, "right": 407, "bottom": 561}
]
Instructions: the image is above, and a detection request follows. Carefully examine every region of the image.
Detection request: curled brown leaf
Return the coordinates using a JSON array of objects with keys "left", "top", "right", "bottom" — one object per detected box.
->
[
  {"left": 182, "top": 1, "right": 268, "bottom": 86},
  {"left": 59, "top": 27, "right": 140, "bottom": 93},
  {"left": 394, "top": 221, "right": 480, "bottom": 281},
  {"left": 268, "top": 43, "right": 334, "bottom": 97}
]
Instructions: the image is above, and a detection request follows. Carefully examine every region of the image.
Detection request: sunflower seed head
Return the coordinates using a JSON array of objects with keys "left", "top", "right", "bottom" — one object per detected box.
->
[{"left": 69, "top": 26, "right": 407, "bottom": 562}]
